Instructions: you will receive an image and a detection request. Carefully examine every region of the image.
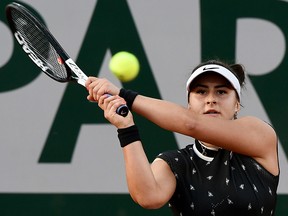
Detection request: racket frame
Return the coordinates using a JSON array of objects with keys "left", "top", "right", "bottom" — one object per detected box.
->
[
  {"left": 6, "top": 2, "right": 87, "bottom": 85},
  {"left": 5, "top": 2, "right": 129, "bottom": 116}
]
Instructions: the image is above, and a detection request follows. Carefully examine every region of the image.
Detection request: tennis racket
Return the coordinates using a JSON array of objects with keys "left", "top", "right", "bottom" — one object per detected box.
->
[{"left": 5, "top": 2, "right": 129, "bottom": 117}]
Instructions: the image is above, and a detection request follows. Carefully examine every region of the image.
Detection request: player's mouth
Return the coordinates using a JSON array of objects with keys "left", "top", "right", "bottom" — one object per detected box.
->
[{"left": 204, "top": 109, "right": 220, "bottom": 117}]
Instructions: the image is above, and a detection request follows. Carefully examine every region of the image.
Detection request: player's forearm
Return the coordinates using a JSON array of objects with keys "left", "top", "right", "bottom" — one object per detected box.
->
[
  {"left": 122, "top": 142, "right": 164, "bottom": 208},
  {"left": 132, "top": 95, "right": 194, "bottom": 136}
]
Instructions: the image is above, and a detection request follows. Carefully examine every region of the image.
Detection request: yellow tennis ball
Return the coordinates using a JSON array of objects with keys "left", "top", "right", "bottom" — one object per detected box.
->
[{"left": 109, "top": 51, "right": 140, "bottom": 82}]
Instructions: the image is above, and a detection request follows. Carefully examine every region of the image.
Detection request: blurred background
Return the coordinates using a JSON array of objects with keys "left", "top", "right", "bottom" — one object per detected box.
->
[{"left": 0, "top": 0, "right": 287, "bottom": 215}]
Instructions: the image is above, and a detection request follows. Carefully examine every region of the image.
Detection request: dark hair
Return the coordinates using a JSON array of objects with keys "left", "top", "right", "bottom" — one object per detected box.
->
[{"left": 192, "top": 59, "right": 246, "bottom": 88}]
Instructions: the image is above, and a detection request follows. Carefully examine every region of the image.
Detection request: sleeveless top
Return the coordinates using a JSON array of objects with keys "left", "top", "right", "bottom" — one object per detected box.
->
[{"left": 157, "top": 140, "right": 279, "bottom": 216}]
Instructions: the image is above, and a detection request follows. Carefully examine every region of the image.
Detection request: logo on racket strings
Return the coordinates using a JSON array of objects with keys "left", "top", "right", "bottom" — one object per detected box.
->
[{"left": 14, "top": 31, "right": 50, "bottom": 72}]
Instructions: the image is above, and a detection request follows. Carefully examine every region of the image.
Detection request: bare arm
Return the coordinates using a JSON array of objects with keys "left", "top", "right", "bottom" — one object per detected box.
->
[
  {"left": 123, "top": 142, "right": 176, "bottom": 209},
  {"left": 132, "top": 95, "right": 278, "bottom": 175},
  {"left": 86, "top": 78, "right": 278, "bottom": 175},
  {"left": 132, "top": 95, "right": 274, "bottom": 153},
  {"left": 95, "top": 93, "right": 176, "bottom": 208}
]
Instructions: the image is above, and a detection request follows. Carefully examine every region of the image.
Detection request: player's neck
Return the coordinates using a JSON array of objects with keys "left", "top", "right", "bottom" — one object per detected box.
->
[
  {"left": 199, "top": 140, "right": 220, "bottom": 150},
  {"left": 193, "top": 140, "right": 219, "bottom": 162}
]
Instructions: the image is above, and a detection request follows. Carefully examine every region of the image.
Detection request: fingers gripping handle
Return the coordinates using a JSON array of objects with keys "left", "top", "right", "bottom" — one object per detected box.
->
[
  {"left": 83, "top": 82, "right": 129, "bottom": 117},
  {"left": 106, "top": 94, "right": 129, "bottom": 117},
  {"left": 65, "top": 58, "right": 129, "bottom": 117}
]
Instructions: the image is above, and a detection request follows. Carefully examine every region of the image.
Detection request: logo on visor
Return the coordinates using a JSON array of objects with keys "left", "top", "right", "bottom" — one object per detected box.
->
[{"left": 203, "top": 67, "right": 219, "bottom": 71}]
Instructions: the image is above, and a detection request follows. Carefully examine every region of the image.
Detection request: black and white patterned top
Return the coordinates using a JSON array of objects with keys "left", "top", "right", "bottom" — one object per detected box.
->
[{"left": 157, "top": 140, "right": 279, "bottom": 216}]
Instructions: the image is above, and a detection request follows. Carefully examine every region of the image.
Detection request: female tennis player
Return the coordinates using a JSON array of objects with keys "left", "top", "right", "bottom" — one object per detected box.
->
[{"left": 86, "top": 59, "right": 279, "bottom": 216}]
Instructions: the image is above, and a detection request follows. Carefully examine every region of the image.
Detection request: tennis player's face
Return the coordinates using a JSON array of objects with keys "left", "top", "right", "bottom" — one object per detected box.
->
[{"left": 188, "top": 73, "right": 240, "bottom": 120}]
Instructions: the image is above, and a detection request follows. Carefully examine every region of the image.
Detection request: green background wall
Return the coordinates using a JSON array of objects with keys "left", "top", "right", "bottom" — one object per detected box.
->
[{"left": 0, "top": 0, "right": 287, "bottom": 215}]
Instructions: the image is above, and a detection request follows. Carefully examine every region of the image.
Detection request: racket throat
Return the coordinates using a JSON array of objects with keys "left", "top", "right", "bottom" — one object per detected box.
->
[
  {"left": 73, "top": 76, "right": 86, "bottom": 86},
  {"left": 65, "top": 58, "right": 88, "bottom": 87}
]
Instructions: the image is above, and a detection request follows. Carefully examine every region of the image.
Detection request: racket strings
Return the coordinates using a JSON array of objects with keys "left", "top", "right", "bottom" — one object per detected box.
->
[{"left": 10, "top": 8, "right": 69, "bottom": 81}]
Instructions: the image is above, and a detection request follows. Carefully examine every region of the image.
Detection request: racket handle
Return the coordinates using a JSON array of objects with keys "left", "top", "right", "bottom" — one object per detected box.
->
[
  {"left": 116, "top": 104, "right": 129, "bottom": 117},
  {"left": 106, "top": 94, "right": 129, "bottom": 117}
]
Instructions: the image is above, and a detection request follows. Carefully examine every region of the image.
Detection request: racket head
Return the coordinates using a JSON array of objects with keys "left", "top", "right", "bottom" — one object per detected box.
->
[{"left": 5, "top": 2, "right": 73, "bottom": 83}]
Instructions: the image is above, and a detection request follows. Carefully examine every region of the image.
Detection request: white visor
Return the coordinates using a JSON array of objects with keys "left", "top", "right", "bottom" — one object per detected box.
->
[{"left": 186, "top": 64, "right": 241, "bottom": 100}]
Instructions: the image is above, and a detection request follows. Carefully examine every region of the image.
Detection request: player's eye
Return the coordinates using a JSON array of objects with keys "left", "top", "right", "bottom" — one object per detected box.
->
[
  {"left": 196, "top": 89, "right": 206, "bottom": 95},
  {"left": 217, "top": 90, "right": 227, "bottom": 95}
]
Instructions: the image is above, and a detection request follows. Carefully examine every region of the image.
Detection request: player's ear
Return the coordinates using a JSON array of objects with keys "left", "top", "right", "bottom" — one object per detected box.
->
[
  {"left": 237, "top": 101, "right": 241, "bottom": 111},
  {"left": 235, "top": 101, "right": 240, "bottom": 113},
  {"left": 233, "top": 101, "right": 240, "bottom": 119}
]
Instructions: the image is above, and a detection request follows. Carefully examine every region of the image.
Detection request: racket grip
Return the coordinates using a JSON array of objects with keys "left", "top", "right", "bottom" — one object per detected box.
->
[
  {"left": 106, "top": 94, "right": 129, "bottom": 117},
  {"left": 116, "top": 104, "right": 129, "bottom": 117}
]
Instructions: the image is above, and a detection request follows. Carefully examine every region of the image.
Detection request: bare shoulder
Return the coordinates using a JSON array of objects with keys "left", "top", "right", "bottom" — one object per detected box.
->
[
  {"left": 238, "top": 115, "right": 272, "bottom": 125},
  {"left": 148, "top": 158, "right": 176, "bottom": 206},
  {"left": 237, "top": 115, "right": 276, "bottom": 136},
  {"left": 237, "top": 115, "right": 277, "bottom": 152},
  {"left": 239, "top": 116, "right": 279, "bottom": 176},
  {"left": 221, "top": 115, "right": 277, "bottom": 160},
  {"left": 151, "top": 158, "right": 174, "bottom": 175},
  {"left": 151, "top": 158, "right": 176, "bottom": 189}
]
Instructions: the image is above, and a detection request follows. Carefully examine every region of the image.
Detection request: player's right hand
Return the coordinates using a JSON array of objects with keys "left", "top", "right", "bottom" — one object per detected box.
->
[{"left": 85, "top": 77, "right": 120, "bottom": 103}]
